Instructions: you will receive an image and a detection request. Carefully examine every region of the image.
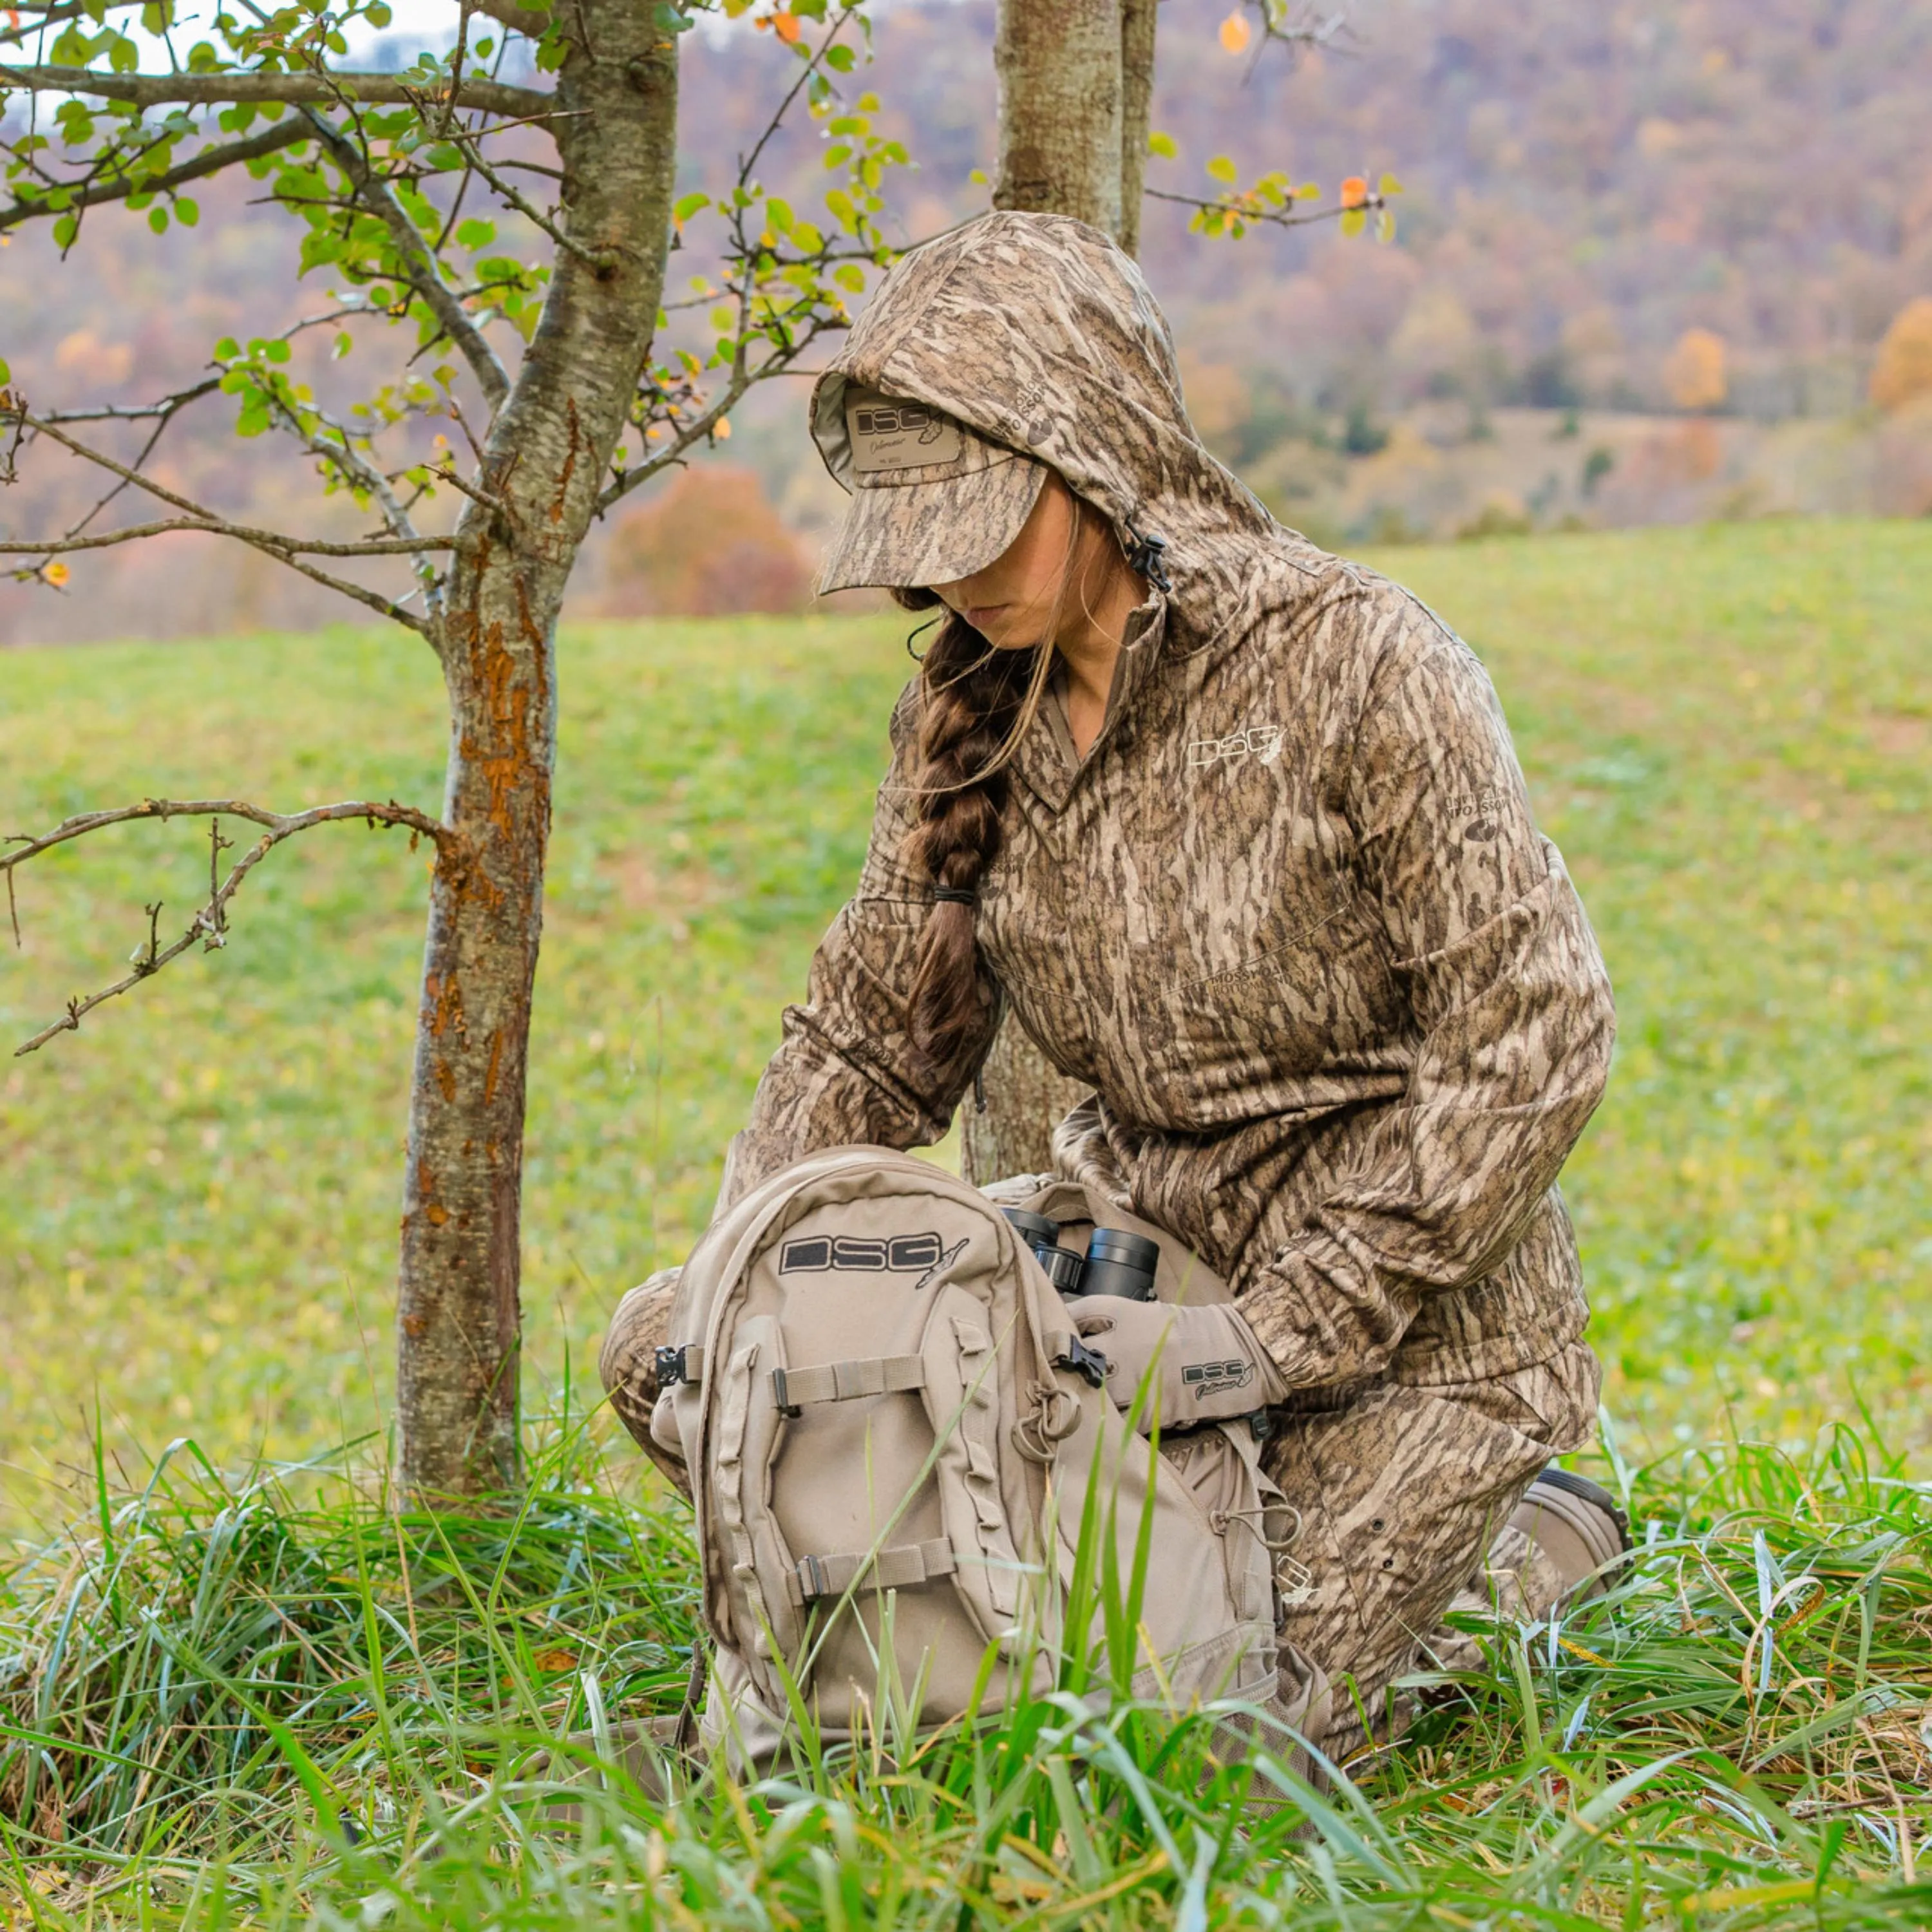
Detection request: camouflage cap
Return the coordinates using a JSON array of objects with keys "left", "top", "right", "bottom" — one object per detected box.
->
[{"left": 813, "top": 381, "right": 1046, "bottom": 593}]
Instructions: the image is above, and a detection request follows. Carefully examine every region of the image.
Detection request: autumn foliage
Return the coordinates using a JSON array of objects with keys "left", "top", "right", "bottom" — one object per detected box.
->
[
  {"left": 601, "top": 466, "right": 811, "bottom": 618},
  {"left": 1869, "top": 298, "right": 1932, "bottom": 413}
]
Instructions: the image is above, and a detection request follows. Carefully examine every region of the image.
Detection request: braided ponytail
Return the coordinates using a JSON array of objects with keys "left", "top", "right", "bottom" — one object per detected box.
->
[{"left": 894, "top": 596, "right": 1045, "bottom": 1077}]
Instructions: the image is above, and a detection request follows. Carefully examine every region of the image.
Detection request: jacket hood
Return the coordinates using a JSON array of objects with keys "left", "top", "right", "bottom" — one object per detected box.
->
[{"left": 811, "top": 212, "right": 1282, "bottom": 622}]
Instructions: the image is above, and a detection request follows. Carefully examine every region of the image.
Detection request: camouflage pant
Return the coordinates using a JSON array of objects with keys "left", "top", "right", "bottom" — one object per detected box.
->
[
  {"left": 600, "top": 1274, "right": 1598, "bottom": 1768},
  {"left": 1262, "top": 1339, "right": 1600, "bottom": 1763}
]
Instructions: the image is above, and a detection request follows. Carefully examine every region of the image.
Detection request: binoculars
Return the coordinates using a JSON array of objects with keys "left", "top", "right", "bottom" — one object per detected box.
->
[{"left": 1003, "top": 1208, "right": 1159, "bottom": 1302}]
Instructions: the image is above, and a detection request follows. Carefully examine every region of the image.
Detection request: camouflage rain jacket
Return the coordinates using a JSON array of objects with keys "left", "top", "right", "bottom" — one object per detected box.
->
[{"left": 718, "top": 213, "right": 1615, "bottom": 1392}]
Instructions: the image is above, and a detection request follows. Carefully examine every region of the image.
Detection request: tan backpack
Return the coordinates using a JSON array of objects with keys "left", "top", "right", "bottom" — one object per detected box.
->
[{"left": 649, "top": 1146, "right": 1305, "bottom": 1769}]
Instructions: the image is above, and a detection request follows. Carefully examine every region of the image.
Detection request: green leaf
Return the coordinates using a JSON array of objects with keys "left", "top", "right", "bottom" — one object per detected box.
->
[
  {"left": 1379, "top": 173, "right": 1404, "bottom": 195},
  {"left": 824, "top": 44, "right": 855, "bottom": 71},
  {"left": 1340, "top": 207, "right": 1367, "bottom": 238},
  {"left": 674, "top": 191, "right": 710, "bottom": 223},
  {"left": 213, "top": 336, "right": 240, "bottom": 361},
  {"left": 833, "top": 263, "right": 864, "bottom": 292},
  {"left": 175, "top": 197, "right": 199, "bottom": 227},
  {"left": 52, "top": 213, "right": 79, "bottom": 250},
  {"left": 1148, "top": 129, "right": 1178, "bottom": 160},
  {"left": 366, "top": 0, "right": 392, "bottom": 21},
  {"left": 0, "top": 358, "right": 10, "bottom": 387},
  {"left": 1206, "top": 153, "right": 1238, "bottom": 184},
  {"left": 455, "top": 218, "right": 497, "bottom": 251}
]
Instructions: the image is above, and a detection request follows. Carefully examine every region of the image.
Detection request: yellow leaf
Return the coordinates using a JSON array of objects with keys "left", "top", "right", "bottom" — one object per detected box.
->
[
  {"left": 1340, "top": 175, "right": 1368, "bottom": 208},
  {"left": 1218, "top": 10, "right": 1250, "bottom": 53},
  {"left": 1148, "top": 129, "right": 1178, "bottom": 160},
  {"left": 1207, "top": 154, "right": 1238, "bottom": 184},
  {"left": 772, "top": 10, "right": 800, "bottom": 44},
  {"left": 1341, "top": 207, "right": 1366, "bottom": 238},
  {"left": 714, "top": 417, "right": 732, "bottom": 440},
  {"left": 43, "top": 560, "right": 70, "bottom": 587}
]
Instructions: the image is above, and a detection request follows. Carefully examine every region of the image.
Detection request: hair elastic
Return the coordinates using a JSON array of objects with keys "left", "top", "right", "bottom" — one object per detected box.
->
[
  {"left": 905, "top": 614, "right": 942, "bottom": 661},
  {"left": 931, "top": 887, "right": 976, "bottom": 905}
]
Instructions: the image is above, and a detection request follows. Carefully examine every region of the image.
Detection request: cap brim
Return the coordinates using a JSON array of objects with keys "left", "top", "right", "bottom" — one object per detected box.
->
[{"left": 815, "top": 455, "right": 1046, "bottom": 594}]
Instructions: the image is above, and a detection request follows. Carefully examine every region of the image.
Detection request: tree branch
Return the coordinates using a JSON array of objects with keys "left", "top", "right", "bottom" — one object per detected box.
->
[
  {"left": 411, "top": 105, "right": 612, "bottom": 270},
  {"left": 1143, "top": 185, "right": 1387, "bottom": 232},
  {"left": 5, "top": 406, "right": 442, "bottom": 632},
  {"left": 299, "top": 108, "right": 512, "bottom": 412},
  {"left": 1, "top": 797, "right": 453, "bottom": 1057},
  {"left": 0, "top": 518, "right": 451, "bottom": 557},
  {"left": 0, "top": 64, "right": 553, "bottom": 118},
  {"left": 0, "top": 115, "right": 310, "bottom": 232}
]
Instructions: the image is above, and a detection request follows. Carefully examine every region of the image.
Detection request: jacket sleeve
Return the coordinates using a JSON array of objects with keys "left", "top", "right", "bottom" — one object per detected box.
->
[
  {"left": 714, "top": 683, "right": 994, "bottom": 1211},
  {"left": 1239, "top": 627, "right": 1615, "bottom": 1387}
]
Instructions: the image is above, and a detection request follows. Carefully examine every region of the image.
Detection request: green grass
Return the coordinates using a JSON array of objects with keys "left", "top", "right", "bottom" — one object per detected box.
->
[
  {"left": 1, "top": 1406, "right": 1927, "bottom": 1925},
  {"left": 0, "top": 518, "right": 1927, "bottom": 1922},
  {"left": 1, "top": 520, "right": 1926, "bottom": 1496}
]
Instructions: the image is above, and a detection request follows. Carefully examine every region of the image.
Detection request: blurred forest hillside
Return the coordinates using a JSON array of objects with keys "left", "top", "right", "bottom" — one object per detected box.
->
[{"left": 4, "top": 0, "right": 1931, "bottom": 643}]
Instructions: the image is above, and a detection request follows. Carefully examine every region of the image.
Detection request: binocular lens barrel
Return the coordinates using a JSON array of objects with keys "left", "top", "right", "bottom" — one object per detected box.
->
[
  {"left": 1002, "top": 1208, "right": 1158, "bottom": 1302},
  {"left": 1080, "top": 1227, "right": 1160, "bottom": 1302}
]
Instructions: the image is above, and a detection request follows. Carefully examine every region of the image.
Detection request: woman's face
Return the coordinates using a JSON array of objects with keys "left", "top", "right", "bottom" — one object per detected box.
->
[{"left": 928, "top": 474, "right": 1106, "bottom": 651}]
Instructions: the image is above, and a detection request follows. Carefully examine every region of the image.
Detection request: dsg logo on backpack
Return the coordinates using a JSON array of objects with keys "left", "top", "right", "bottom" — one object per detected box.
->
[{"left": 779, "top": 1230, "right": 967, "bottom": 1289}]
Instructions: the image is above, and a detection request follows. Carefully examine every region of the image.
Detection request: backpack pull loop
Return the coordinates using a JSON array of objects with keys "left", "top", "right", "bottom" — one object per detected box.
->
[{"left": 1012, "top": 1381, "right": 1083, "bottom": 1464}]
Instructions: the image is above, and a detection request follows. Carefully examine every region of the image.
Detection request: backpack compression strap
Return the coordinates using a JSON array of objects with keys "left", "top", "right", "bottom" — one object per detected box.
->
[{"left": 788, "top": 1537, "right": 960, "bottom": 1606}]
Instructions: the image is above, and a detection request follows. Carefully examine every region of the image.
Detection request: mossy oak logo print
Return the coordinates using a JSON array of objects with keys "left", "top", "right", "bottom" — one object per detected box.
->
[{"left": 780, "top": 1231, "right": 968, "bottom": 1294}]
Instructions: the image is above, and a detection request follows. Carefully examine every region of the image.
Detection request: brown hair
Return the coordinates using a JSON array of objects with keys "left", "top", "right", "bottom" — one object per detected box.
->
[{"left": 895, "top": 496, "right": 1087, "bottom": 1081}]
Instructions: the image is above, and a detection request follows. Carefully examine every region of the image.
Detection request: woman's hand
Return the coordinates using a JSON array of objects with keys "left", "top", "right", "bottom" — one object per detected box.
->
[{"left": 1067, "top": 1296, "right": 1289, "bottom": 1430}]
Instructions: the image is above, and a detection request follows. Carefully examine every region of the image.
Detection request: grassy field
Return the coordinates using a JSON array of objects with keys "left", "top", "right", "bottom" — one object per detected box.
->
[
  {"left": 3, "top": 518, "right": 1926, "bottom": 1504},
  {"left": 0, "top": 520, "right": 1927, "bottom": 1924}
]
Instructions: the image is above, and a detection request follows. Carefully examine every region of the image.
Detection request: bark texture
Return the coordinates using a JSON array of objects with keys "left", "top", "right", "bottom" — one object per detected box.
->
[
  {"left": 1117, "top": 0, "right": 1159, "bottom": 260},
  {"left": 959, "top": 1008, "right": 1091, "bottom": 1184},
  {"left": 396, "top": 8, "right": 679, "bottom": 1498},
  {"left": 975, "top": 0, "right": 1153, "bottom": 1186},
  {"left": 992, "top": 0, "right": 1124, "bottom": 238}
]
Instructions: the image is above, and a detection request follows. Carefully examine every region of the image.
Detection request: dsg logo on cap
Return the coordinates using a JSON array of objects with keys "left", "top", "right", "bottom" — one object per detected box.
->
[{"left": 847, "top": 388, "right": 965, "bottom": 475}]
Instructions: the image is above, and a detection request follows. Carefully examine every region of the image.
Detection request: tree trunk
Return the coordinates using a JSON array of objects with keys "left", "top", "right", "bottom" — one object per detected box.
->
[
  {"left": 960, "top": 1009, "right": 1091, "bottom": 1185},
  {"left": 992, "top": 0, "right": 1124, "bottom": 237},
  {"left": 971, "top": 0, "right": 1155, "bottom": 1189},
  {"left": 395, "top": 6, "right": 679, "bottom": 1499},
  {"left": 1117, "top": 0, "right": 1159, "bottom": 260}
]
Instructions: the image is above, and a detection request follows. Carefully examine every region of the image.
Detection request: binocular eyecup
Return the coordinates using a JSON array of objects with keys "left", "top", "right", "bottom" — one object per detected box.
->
[{"left": 1003, "top": 1208, "right": 1159, "bottom": 1302}]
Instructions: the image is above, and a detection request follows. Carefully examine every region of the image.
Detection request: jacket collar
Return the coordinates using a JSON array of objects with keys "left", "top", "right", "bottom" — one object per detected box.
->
[{"left": 1013, "top": 593, "right": 1169, "bottom": 813}]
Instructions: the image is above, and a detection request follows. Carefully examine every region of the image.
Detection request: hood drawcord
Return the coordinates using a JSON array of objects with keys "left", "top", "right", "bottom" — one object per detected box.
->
[{"left": 1123, "top": 522, "right": 1172, "bottom": 592}]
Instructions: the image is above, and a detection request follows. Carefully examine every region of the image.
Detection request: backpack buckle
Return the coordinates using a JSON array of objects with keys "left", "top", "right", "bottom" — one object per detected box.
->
[
  {"left": 771, "top": 1367, "right": 802, "bottom": 1419},
  {"left": 656, "top": 1343, "right": 694, "bottom": 1388},
  {"left": 1052, "top": 1335, "right": 1109, "bottom": 1389}
]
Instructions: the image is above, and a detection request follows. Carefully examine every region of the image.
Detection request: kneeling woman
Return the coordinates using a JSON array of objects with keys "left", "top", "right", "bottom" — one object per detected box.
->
[{"left": 605, "top": 211, "right": 1622, "bottom": 1759}]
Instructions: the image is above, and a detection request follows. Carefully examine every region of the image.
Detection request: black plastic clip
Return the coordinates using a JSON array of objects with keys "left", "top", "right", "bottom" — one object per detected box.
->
[
  {"left": 1053, "top": 1335, "right": 1110, "bottom": 1390},
  {"left": 1123, "top": 522, "right": 1172, "bottom": 592},
  {"left": 1247, "top": 1408, "right": 1277, "bottom": 1443},
  {"left": 655, "top": 1343, "right": 691, "bottom": 1388},
  {"left": 772, "top": 1366, "right": 802, "bottom": 1419}
]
